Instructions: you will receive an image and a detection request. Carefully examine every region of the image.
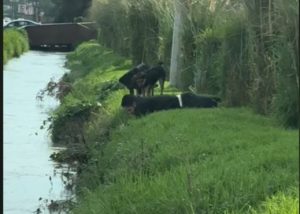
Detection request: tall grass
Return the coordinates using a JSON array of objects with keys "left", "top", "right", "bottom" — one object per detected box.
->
[
  {"left": 3, "top": 29, "right": 29, "bottom": 64},
  {"left": 88, "top": 0, "right": 174, "bottom": 65},
  {"left": 86, "top": 0, "right": 298, "bottom": 127},
  {"left": 270, "top": 0, "right": 299, "bottom": 127}
]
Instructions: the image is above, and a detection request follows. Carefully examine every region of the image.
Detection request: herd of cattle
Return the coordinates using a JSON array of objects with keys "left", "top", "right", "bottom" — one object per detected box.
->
[{"left": 118, "top": 62, "right": 221, "bottom": 116}]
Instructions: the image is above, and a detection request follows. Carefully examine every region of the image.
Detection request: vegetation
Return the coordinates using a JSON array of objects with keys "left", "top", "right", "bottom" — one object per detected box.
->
[
  {"left": 41, "top": 0, "right": 298, "bottom": 213},
  {"left": 86, "top": 0, "right": 299, "bottom": 128},
  {"left": 3, "top": 0, "right": 298, "bottom": 212},
  {"left": 49, "top": 0, "right": 92, "bottom": 22},
  {"left": 3, "top": 29, "right": 29, "bottom": 64},
  {"left": 72, "top": 107, "right": 298, "bottom": 214},
  {"left": 43, "top": 41, "right": 298, "bottom": 213},
  {"left": 250, "top": 187, "right": 299, "bottom": 214},
  {"left": 43, "top": 41, "right": 129, "bottom": 146}
]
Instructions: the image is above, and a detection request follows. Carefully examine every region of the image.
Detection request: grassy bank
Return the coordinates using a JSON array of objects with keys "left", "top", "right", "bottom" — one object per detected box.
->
[
  {"left": 73, "top": 108, "right": 298, "bottom": 214},
  {"left": 3, "top": 29, "right": 29, "bottom": 64},
  {"left": 47, "top": 41, "right": 298, "bottom": 214}
]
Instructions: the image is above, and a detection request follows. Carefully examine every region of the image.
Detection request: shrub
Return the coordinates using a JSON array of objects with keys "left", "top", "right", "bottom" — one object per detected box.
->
[{"left": 3, "top": 29, "right": 29, "bottom": 64}]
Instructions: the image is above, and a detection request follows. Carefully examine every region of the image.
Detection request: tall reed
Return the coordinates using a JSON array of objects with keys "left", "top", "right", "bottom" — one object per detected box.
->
[{"left": 87, "top": 0, "right": 298, "bottom": 127}]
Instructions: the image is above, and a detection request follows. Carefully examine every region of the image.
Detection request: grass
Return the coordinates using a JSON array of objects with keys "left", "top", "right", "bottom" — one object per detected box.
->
[
  {"left": 3, "top": 29, "right": 29, "bottom": 64},
  {"left": 72, "top": 108, "right": 298, "bottom": 214},
  {"left": 250, "top": 187, "right": 298, "bottom": 214},
  {"left": 48, "top": 40, "right": 298, "bottom": 214}
]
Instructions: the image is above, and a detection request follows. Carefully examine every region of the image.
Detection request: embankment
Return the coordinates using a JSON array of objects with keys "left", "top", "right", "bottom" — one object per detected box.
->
[{"left": 48, "top": 41, "right": 299, "bottom": 214}]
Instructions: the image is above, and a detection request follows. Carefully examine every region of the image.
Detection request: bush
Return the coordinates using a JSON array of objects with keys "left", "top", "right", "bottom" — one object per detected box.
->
[
  {"left": 3, "top": 29, "right": 29, "bottom": 64},
  {"left": 64, "top": 41, "right": 128, "bottom": 83},
  {"left": 49, "top": 41, "right": 130, "bottom": 145},
  {"left": 88, "top": 0, "right": 174, "bottom": 65}
]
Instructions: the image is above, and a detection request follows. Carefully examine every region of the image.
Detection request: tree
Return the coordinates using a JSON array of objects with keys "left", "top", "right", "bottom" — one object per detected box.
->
[{"left": 49, "top": 0, "right": 92, "bottom": 22}]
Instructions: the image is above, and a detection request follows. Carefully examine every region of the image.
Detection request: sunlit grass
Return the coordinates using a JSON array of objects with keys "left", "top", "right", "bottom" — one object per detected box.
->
[{"left": 250, "top": 187, "right": 299, "bottom": 214}]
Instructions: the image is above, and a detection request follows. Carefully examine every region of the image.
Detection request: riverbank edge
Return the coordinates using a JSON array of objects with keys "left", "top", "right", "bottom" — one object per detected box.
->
[
  {"left": 3, "top": 29, "right": 30, "bottom": 65},
  {"left": 47, "top": 41, "right": 298, "bottom": 213}
]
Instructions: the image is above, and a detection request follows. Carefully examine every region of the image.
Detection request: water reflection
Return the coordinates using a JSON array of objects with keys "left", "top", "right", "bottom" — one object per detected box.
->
[{"left": 4, "top": 51, "right": 73, "bottom": 214}]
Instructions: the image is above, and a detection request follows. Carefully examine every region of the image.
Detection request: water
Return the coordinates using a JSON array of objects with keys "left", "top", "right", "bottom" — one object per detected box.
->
[{"left": 4, "top": 51, "right": 73, "bottom": 214}]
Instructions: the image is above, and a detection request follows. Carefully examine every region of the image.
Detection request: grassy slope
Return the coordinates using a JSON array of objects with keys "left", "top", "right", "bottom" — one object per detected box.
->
[
  {"left": 73, "top": 107, "right": 298, "bottom": 213},
  {"left": 52, "top": 41, "right": 298, "bottom": 214}
]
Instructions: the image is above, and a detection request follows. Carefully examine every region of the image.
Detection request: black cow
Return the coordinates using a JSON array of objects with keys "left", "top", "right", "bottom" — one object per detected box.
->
[
  {"left": 119, "top": 63, "right": 149, "bottom": 95},
  {"left": 121, "top": 92, "right": 221, "bottom": 116},
  {"left": 132, "top": 62, "right": 166, "bottom": 96}
]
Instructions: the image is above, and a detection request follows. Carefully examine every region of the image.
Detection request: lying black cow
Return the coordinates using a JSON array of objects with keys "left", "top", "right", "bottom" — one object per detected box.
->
[
  {"left": 119, "top": 63, "right": 149, "bottom": 95},
  {"left": 121, "top": 92, "right": 221, "bottom": 116}
]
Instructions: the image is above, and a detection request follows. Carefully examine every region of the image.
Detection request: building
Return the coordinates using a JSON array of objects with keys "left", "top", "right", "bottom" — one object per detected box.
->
[{"left": 3, "top": 0, "right": 43, "bottom": 22}]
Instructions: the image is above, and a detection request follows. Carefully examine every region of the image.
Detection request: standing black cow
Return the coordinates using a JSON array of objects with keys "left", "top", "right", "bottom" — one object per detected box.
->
[
  {"left": 132, "top": 62, "right": 166, "bottom": 96},
  {"left": 119, "top": 63, "right": 149, "bottom": 95}
]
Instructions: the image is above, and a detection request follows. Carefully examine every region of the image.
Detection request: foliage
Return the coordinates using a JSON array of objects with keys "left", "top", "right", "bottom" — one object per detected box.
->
[
  {"left": 186, "top": 0, "right": 298, "bottom": 127},
  {"left": 88, "top": 0, "right": 174, "bottom": 65},
  {"left": 88, "top": 0, "right": 131, "bottom": 56},
  {"left": 64, "top": 40, "right": 129, "bottom": 83},
  {"left": 86, "top": 0, "right": 298, "bottom": 127},
  {"left": 36, "top": 78, "right": 72, "bottom": 102},
  {"left": 51, "top": 99, "right": 101, "bottom": 145},
  {"left": 3, "top": 29, "right": 29, "bottom": 64},
  {"left": 36, "top": 40, "right": 127, "bottom": 105},
  {"left": 128, "top": 0, "right": 160, "bottom": 65},
  {"left": 194, "top": 28, "right": 222, "bottom": 95},
  {"left": 48, "top": 41, "right": 130, "bottom": 146},
  {"left": 271, "top": 39, "right": 299, "bottom": 128},
  {"left": 49, "top": 0, "right": 92, "bottom": 22},
  {"left": 270, "top": 0, "right": 299, "bottom": 128},
  {"left": 32, "top": 0, "right": 56, "bottom": 22}
]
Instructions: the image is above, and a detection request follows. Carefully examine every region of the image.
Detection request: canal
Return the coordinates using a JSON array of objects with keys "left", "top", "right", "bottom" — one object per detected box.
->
[{"left": 4, "top": 51, "right": 73, "bottom": 214}]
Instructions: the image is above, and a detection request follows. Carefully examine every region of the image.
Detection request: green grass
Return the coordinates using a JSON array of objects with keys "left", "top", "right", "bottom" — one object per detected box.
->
[
  {"left": 64, "top": 41, "right": 131, "bottom": 83},
  {"left": 49, "top": 40, "right": 298, "bottom": 214},
  {"left": 73, "top": 108, "right": 298, "bottom": 214},
  {"left": 3, "top": 29, "right": 29, "bottom": 64}
]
